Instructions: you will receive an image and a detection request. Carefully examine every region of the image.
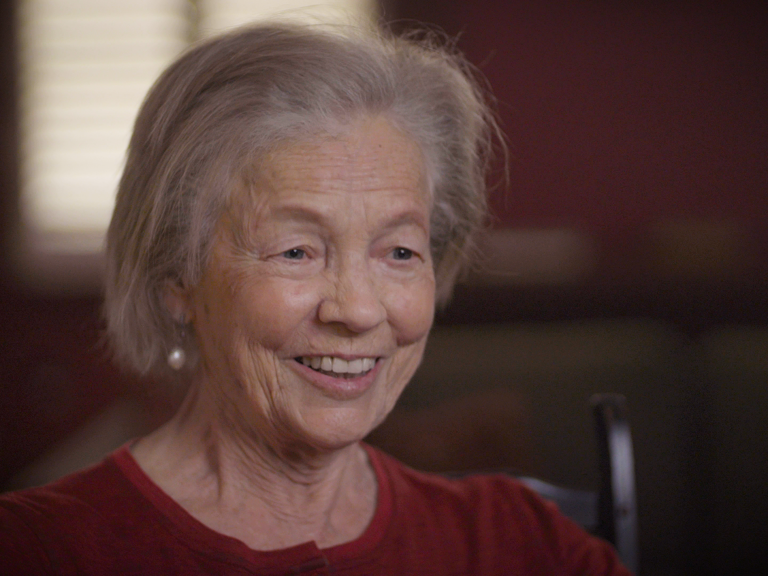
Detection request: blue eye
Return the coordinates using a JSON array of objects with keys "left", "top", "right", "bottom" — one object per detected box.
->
[
  {"left": 392, "top": 247, "right": 413, "bottom": 260},
  {"left": 283, "top": 248, "right": 305, "bottom": 260}
]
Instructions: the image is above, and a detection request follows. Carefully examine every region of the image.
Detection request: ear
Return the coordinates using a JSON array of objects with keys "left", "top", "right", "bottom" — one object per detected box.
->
[{"left": 163, "top": 280, "right": 195, "bottom": 323}]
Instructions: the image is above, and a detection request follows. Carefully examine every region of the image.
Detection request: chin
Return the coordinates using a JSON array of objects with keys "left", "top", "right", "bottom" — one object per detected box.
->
[{"left": 296, "top": 405, "right": 387, "bottom": 452}]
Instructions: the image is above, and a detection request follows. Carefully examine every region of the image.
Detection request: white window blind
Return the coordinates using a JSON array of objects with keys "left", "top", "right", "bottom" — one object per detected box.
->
[
  {"left": 197, "top": 0, "right": 376, "bottom": 35},
  {"left": 16, "top": 0, "right": 375, "bottom": 288}
]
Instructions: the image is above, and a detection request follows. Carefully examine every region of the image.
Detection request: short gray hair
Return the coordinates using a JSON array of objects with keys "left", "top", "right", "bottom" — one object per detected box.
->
[{"left": 105, "top": 21, "right": 499, "bottom": 376}]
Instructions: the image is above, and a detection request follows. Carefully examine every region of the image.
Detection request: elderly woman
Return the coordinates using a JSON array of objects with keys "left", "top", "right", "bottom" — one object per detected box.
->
[{"left": 1, "top": 22, "right": 631, "bottom": 575}]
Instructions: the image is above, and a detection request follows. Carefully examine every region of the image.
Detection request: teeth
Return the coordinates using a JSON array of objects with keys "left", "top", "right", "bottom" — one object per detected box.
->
[
  {"left": 348, "top": 359, "right": 363, "bottom": 374},
  {"left": 332, "top": 357, "right": 348, "bottom": 373},
  {"left": 299, "top": 355, "right": 377, "bottom": 375}
]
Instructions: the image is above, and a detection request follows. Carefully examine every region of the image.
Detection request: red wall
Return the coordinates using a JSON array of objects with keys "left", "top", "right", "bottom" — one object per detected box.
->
[{"left": 393, "top": 0, "right": 768, "bottom": 296}]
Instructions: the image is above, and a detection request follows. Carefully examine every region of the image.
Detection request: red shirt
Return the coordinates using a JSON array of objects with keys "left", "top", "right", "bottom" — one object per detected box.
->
[{"left": 1, "top": 444, "right": 631, "bottom": 575}]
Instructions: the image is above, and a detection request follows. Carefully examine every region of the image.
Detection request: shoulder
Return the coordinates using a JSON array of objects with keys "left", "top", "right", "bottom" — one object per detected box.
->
[
  {"left": 0, "top": 447, "right": 153, "bottom": 574},
  {"left": 368, "top": 444, "right": 560, "bottom": 527},
  {"left": 365, "top": 445, "right": 632, "bottom": 576},
  {"left": 1, "top": 447, "right": 136, "bottom": 524}
]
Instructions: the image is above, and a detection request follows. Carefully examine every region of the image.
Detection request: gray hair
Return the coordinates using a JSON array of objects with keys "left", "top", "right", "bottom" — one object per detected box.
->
[{"left": 105, "top": 21, "right": 499, "bottom": 376}]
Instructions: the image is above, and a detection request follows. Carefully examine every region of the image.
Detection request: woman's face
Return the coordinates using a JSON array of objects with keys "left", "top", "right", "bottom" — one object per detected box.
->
[{"left": 186, "top": 117, "right": 435, "bottom": 452}]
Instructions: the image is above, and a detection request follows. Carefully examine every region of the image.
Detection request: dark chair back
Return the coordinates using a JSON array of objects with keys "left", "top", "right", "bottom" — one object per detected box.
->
[{"left": 517, "top": 394, "right": 638, "bottom": 574}]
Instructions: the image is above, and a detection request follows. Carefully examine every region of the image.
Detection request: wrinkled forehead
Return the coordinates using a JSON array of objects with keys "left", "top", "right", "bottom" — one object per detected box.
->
[{"left": 225, "top": 115, "right": 433, "bottom": 223}]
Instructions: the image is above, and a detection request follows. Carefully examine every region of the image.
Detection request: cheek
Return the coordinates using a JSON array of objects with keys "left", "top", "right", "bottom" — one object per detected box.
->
[
  {"left": 229, "top": 278, "right": 321, "bottom": 352},
  {"left": 387, "top": 276, "right": 435, "bottom": 345}
]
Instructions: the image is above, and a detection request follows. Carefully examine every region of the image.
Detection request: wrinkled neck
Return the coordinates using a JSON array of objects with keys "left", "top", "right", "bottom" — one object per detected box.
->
[{"left": 130, "top": 378, "right": 378, "bottom": 550}]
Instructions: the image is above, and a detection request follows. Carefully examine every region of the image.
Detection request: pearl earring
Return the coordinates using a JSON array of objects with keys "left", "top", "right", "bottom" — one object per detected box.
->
[{"left": 167, "top": 316, "right": 187, "bottom": 370}]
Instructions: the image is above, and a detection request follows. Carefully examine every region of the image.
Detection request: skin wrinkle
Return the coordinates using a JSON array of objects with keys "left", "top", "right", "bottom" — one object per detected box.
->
[
  {"left": 131, "top": 116, "right": 435, "bottom": 550},
  {"left": 105, "top": 27, "right": 495, "bottom": 377}
]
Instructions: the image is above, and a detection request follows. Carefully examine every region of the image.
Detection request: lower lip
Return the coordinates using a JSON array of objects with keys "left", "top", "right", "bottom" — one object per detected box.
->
[{"left": 291, "top": 359, "right": 381, "bottom": 400}]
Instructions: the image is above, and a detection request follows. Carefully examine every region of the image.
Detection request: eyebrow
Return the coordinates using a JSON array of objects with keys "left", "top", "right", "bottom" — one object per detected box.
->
[
  {"left": 378, "top": 210, "right": 430, "bottom": 234},
  {"left": 268, "top": 203, "right": 430, "bottom": 232},
  {"left": 265, "top": 205, "right": 325, "bottom": 226}
]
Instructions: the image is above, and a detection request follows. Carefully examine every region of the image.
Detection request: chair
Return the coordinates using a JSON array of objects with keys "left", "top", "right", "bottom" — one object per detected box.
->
[{"left": 517, "top": 394, "right": 639, "bottom": 574}]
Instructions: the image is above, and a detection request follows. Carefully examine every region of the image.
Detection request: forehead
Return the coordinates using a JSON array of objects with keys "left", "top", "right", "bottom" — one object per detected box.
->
[{"left": 237, "top": 117, "right": 430, "bottom": 212}]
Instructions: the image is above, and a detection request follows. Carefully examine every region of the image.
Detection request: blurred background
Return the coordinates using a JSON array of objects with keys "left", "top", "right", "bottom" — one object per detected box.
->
[{"left": 1, "top": 1, "right": 767, "bottom": 574}]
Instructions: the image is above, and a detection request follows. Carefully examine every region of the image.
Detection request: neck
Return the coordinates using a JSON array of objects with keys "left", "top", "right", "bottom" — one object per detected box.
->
[{"left": 131, "top": 381, "right": 378, "bottom": 550}]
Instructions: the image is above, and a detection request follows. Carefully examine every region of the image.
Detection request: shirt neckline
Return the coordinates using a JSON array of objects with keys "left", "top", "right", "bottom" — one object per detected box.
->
[{"left": 110, "top": 441, "right": 393, "bottom": 572}]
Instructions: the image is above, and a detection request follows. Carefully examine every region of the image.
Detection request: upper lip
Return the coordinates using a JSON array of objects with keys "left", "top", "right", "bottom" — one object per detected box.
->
[{"left": 295, "top": 353, "right": 380, "bottom": 360}]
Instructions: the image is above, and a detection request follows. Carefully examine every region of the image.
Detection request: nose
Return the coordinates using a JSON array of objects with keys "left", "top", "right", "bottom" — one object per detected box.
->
[{"left": 317, "top": 256, "right": 387, "bottom": 333}]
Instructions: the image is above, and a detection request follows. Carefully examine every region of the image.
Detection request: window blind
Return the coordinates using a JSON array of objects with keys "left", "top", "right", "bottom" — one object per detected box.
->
[{"left": 16, "top": 0, "right": 375, "bottom": 287}]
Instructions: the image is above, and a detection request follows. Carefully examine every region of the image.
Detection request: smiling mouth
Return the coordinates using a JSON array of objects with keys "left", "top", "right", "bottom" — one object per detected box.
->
[{"left": 296, "top": 356, "right": 377, "bottom": 378}]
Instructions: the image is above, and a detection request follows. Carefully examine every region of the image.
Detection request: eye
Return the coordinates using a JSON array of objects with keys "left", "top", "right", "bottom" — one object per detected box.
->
[
  {"left": 282, "top": 248, "right": 306, "bottom": 260},
  {"left": 392, "top": 247, "right": 414, "bottom": 261}
]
